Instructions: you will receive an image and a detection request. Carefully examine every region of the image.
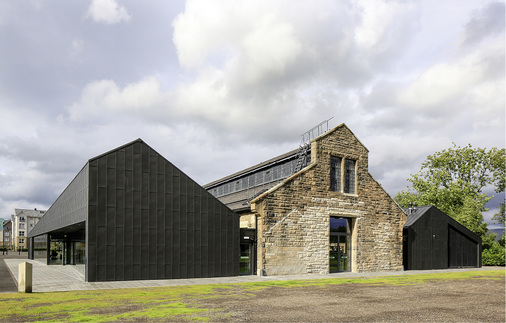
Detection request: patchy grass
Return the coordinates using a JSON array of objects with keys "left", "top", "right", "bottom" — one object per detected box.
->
[{"left": 0, "top": 270, "right": 503, "bottom": 322}]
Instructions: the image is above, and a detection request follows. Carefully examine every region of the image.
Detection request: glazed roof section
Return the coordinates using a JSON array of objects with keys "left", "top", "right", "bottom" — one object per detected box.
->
[{"left": 204, "top": 148, "right": 310, "bottom": 212}]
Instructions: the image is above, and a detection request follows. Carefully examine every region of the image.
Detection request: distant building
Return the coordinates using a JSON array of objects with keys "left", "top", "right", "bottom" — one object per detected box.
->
[
  {"left": 3, "top": 220, "right": 12, "bottom": 249},
  {"left": 0, "top": 218, "right": 4, "bottom": 248},
  {"left": 11, "top": 209, "right": 46, "bottom": 250}
]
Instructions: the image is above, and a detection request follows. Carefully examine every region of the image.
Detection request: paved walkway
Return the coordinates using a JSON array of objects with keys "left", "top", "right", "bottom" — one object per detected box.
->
[{"left": 2, "top": 258, "right": 503, "bottom": 293}]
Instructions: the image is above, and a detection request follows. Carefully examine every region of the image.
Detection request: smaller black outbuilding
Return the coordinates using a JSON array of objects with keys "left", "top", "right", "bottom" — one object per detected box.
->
[{"left": 403, "top": 205, "right": 482, "bottom": 270}]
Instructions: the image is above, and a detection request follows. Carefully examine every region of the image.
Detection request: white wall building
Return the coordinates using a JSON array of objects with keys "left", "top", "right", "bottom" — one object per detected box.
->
[{"left": 11, "top": 208, "right": 46, "bottom": 250}]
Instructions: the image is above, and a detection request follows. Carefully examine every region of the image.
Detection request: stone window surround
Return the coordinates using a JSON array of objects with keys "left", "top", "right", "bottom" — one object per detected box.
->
[{"left": 329, "top": 154, "right": 359, "bottom": 195}]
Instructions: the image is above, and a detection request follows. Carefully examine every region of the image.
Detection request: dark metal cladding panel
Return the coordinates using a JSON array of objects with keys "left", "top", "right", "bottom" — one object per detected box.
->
[
  {"left": 116, "top": 190, "right": 124, "bottom": 228},
  {"left": 125, "top": 145, "right": 133, "bottom": 171},
  {"left": 106, "top": 207, "right": 115, "bottom": 246},
  {"left": 115, "top": 227, "right": 124, "bottom": 265},
  {"left": 106, "top": 245, "right": 115, "bottom": 280}
]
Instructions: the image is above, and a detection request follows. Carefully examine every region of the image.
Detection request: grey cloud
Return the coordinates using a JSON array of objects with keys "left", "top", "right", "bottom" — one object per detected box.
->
[
  {"left": 462, "top": 2, "right": 505, "bottom": 47},
  {"left": 0, "top": 1, "right": 504, "bottom": 225},
  {"left": 0, "top": 1, "right": 183, "bottom": 117}
]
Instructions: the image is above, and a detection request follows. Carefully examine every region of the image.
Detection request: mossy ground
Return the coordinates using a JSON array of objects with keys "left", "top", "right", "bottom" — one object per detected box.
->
[{"left": 0, "top": 270, "right": 503, "bottom": 322}]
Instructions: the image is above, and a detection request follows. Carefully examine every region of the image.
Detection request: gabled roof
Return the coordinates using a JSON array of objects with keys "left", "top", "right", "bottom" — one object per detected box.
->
[
  {"left": 403, "top": 205, "right": 432, "bottom": 227},
  {"left": 403, "top": 205, "right": 481, "bottom": 243},
  {"left": 315, "top": 123, "right": 369, "bottom": 153},
  {"left": 88, "top": 138, "right": 144, "bottom": 162}
]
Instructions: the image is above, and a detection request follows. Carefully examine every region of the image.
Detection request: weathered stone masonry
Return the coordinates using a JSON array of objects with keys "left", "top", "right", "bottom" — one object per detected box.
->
[{"left": 251, "top": 124, "right": 406, "bottom": 275}]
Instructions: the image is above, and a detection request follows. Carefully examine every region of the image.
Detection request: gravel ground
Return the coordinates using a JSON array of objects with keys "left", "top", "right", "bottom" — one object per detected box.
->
[{"left": 198, "top": 276, "right": 505, "bottom": 322}]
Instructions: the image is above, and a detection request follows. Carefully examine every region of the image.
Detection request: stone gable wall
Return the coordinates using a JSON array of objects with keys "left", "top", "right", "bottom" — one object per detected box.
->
[{"left": 253, "top": 125, "right": 406, "bottom": 275}]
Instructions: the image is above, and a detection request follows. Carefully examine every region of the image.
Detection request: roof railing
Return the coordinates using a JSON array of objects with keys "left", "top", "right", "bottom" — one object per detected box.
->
[{"left": 300, "top": 117, "right": 334, "bottom": 147}]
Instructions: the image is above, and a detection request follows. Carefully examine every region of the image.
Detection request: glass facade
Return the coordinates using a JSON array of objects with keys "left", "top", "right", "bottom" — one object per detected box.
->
[{"left": 48, "top": 229, "right": 85, "bottom": 266}]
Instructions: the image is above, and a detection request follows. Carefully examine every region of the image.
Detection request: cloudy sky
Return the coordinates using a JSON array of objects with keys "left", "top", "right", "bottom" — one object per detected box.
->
[{"left": 0, "top": 0, "right": 504, "bottom": 226}]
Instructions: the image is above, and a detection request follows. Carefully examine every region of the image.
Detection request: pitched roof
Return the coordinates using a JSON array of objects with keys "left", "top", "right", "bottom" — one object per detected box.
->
[
  {"left": 313, "top": 123, "right": 369, "bottom": 152},
  {"left": 403, "top": 205, "right": 481, "bottom": 242},
  {"left": 403, "top": 205, "right": 432, "bottom": 227}
]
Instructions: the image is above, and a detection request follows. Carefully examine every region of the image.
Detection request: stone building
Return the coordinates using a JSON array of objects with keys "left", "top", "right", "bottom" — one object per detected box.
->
[{"left": 205, "top": 123, "right": 406, "bottom": 275}]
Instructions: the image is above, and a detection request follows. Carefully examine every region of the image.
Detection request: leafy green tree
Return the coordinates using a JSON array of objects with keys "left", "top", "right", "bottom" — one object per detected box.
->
[{"left": 395, "top": 144, "right": 505, "bottom": 265}]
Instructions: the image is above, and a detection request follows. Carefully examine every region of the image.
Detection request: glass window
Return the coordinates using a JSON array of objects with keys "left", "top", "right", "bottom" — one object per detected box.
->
[
  {"left": 19, "top": 231, "right": 25, "bottom": 237},
  {"left": 265, "top": 170, "right": 272, "bottom": 182},
  {"left": 331, "top": 157, "right": 356, "bottom": 194},
  {"left": 330, "top": 156, "right": 342, "bottom": 192},
  {"left": 344, "top": 159, "right": 356, "bottom": 194},
  {"left": 19, "top": 224, "right": 25, "bottom": 229}
]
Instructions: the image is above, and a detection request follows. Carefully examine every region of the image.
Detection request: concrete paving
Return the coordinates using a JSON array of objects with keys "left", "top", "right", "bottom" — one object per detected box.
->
[{"left": 2, "top": 258, "right": 503, "bottom": 293}]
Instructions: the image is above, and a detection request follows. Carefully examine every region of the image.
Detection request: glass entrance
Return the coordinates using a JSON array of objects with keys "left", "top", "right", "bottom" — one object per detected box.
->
[
  {"left": 330, "top": 217, "right": 351, "bottom": 273},
  {"left": 240, "top": 243, "right": 253, "bottom": 275},
  {"left": 240, "top": 228, "right": 256, "bottom": 275}
]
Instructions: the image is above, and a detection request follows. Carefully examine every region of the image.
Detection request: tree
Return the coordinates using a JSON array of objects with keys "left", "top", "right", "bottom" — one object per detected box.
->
[{"left": 395, "top": 144, "right": 505, "bottom": 237}]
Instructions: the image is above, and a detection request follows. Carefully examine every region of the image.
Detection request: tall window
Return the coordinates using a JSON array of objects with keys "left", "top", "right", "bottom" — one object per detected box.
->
[
  {"left": 344, "top": 159, "right": 356, "bottom": 194},
  {"left": 330, "top": 156, "right": 342, "bottom": 192},
  {"left": 330, "top": 157, "right": 356, "bottom": 194}
]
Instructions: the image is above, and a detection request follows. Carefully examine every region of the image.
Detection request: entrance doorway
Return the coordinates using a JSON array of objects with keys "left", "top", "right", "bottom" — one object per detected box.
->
[
  {"left": 330, "top": 217, "right": 351, "bottom": 273},
  {"left": 48, "top": 229, "right": 85, "bottom": 266},
  {"left": 240, "top": 228, "right": 256, "bottom": 275}
]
